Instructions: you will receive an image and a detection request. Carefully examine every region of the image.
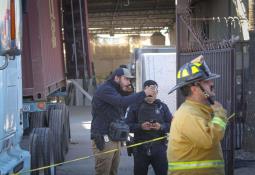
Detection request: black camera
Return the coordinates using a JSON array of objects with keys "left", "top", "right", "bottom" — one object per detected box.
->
[{"left": 109, "top": 120, "right": 129, "bottom": 141}]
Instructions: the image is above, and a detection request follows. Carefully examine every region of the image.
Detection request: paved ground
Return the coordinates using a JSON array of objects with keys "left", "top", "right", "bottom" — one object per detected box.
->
[
  {"left": 56, "top": 106, "right": 154, "bottom": 175},
  {"left": 234, "top": 151, "right": 255, "bottom": 175},
  {"left": 51, "top": 105, "right": 255, "bottom": 175},
  {"left": 235, "top": 167, "right": 255, "bottom": 175}
]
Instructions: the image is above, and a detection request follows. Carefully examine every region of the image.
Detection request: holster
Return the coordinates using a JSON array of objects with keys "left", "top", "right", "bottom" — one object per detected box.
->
[
  {"left": 93, "top": 133, "right": 105, "bottom": 151},
  {"left": 126, "top": 135, "right": 134, "bottom": 156}
]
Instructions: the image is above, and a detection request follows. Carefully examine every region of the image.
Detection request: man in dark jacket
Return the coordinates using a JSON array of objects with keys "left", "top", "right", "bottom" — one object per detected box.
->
[
  {"left": 126, "top": 80, "right": 172, "bottom": 175},
  {"left": 91, "top": 67, "right": 156, "bottom": 175}
]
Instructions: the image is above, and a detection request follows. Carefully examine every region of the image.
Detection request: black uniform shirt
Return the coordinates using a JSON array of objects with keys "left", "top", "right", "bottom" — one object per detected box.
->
[{"left": 126, "top": 99, "right": 172, "bottom": 142}]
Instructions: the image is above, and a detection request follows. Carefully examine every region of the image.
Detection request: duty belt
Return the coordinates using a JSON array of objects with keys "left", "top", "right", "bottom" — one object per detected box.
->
[{"left": 168, "top": 160, "right": 224, "bottom": 171}]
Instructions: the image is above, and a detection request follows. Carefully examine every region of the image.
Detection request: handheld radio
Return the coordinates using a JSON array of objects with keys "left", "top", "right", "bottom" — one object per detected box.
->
[{"left": 197, "top": 83, "right": 215, "bottom": 105}]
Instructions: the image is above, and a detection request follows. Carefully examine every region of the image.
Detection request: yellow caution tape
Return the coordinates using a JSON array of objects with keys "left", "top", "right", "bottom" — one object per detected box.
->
[
  {"left": 13, "top": 113, "right": 235, "bottom": 175},
  {"left": 13, "top": 136, "right": 167, "bottom": 175}
]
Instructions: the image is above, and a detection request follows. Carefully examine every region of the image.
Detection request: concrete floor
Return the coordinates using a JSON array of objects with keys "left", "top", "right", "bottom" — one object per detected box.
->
[
  {"left": 55, "top": 106, "right": 255, "bottom": 175},
  {"left": 235, "top": 168, "right": 255, "bottom": 175},
  {"left": 56, "top": 106, "right": 154, "bottom": 175}
]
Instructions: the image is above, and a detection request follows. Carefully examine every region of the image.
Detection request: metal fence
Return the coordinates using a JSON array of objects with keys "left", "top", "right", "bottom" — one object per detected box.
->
[{"left": 178, "top": 48, "right": 235, "bottom": 175}]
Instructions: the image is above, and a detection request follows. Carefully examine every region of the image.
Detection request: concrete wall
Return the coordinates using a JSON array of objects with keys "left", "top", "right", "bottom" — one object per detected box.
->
[
  {"left": 92, "top": 43, "right": 131, "bottom": 83},
  {"left": 91, "top": 34, "right": 169, "bottom": 84}
]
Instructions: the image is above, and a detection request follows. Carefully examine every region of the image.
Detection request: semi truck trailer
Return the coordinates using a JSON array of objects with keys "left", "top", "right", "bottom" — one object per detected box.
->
[{"left": 0, "top": 0, "right": 73, "bottom": 174}]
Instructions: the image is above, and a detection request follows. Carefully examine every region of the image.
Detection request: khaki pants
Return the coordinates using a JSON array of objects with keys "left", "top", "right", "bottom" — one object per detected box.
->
[{"left": 92, "top": 140, "right": 121, "bottom": 175}]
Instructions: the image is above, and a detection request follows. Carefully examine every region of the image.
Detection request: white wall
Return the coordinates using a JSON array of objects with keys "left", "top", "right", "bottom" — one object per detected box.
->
[{"left": 136, "top": 52, "right": 177, "bottom": 113}]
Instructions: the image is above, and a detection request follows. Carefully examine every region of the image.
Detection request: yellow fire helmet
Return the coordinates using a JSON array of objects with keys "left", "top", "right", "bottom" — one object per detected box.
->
[{"left": 168, "top": 55, "right": 220, "bottom": 94}]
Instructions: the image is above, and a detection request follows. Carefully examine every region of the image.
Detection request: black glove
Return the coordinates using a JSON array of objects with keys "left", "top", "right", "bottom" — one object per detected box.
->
[{"left": 93, "top": 134, "right": 105, "bottom": 151}]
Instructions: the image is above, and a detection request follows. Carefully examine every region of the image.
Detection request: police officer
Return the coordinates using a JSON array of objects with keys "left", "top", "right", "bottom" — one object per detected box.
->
[
  {"left": 126, "top": 80, "right": 172, "bottom": 175},
  {"left": 91, "top": 67, "right": 156, "bottom": 175}
]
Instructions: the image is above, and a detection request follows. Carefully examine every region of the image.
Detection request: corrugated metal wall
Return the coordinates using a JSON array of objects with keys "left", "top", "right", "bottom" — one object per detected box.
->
[{"left": 22, "top": 0, "right": 65, "bottom": 100}]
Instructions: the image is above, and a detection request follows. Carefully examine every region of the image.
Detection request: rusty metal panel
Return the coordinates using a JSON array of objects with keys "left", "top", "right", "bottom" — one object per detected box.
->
[
  {"left": 178, "top": 49, "right": 235, "bottom": 175},
  {"left": 22, "top": 0, "right": 65, "bottom": 100},
  {"left": 22, "top": 15, "right": 33, "bottom": 96}
]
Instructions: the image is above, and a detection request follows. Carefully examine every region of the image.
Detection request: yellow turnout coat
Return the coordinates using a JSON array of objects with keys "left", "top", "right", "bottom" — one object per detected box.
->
[{"left": 167, "top": 100, "right": 226, "bottom": 175}]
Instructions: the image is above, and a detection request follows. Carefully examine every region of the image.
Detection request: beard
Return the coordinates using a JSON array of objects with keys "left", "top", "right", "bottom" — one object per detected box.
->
[{"left": 121, "top": 86, "right": 129, "bottom": 92}]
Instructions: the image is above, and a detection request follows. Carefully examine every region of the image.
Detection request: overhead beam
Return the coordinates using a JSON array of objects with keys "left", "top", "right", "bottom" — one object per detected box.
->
[
  {"left": 89, "top": 27, "right": 166, "bottom": 34},
  {"left": 88, "top": 0, "right": 175, "bottom": 13},
  {"left": 88, "top": 9, "right": 175, "bottom": 29},
  {"left": 88, "top": 9, "right": 175, "bottom": 19},
  {"left": 88, "top": 19, "right": 173, "bottom": 28},
  {"left": 85, "top": 0, "right": 176, "bottom": 34}
]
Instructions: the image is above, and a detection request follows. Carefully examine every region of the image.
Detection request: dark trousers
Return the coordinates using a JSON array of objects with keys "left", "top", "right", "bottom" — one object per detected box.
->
[{"left": 133, "top": 143, "right": 168, "bottom": 175}]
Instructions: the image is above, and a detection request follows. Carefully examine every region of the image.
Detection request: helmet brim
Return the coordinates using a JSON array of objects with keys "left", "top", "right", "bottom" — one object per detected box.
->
[
  {"left": 168, "top": 73, "right": 220, "bottom": 94},
  {"left": 204, "top": 73, "right": 220, "bottom": 81}
]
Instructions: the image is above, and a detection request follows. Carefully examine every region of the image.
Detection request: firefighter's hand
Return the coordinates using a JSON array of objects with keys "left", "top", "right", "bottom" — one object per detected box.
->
[
  {"left": 144, "top": 85, "right": 156, "bottom": 97},
  {"left": 211, "top": 101, "right": 227, "bottom": 122},
  {"left": 141, "top": 122, "right": 151, "bottom": 130},
  {"left": 150, "top": 122, "right": 161, "bottom": 130}
]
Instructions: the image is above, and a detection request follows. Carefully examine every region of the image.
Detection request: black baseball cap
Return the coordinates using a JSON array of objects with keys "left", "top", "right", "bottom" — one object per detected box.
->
[{"left": 143, "top": 80, "right": 158, "bottom": 88}]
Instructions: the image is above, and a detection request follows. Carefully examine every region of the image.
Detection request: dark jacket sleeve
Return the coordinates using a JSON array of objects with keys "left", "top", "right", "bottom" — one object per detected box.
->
[
  {"left": 160, "top": 103, "right": 172, "bottom": 133},
  {"left": 125, "top": 105, "right": 141, "bottom": 133},
  {"left": 97, "top": 85, "right": 146, "bottom": 107}
]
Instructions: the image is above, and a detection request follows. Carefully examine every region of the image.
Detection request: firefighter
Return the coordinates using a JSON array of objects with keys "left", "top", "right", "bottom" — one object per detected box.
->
[
  {"left": 126, "top": 80, "right": 172, "bottom": 175},
  {"left": 167, "top": 55, "right": 228, "bottom": 175}
]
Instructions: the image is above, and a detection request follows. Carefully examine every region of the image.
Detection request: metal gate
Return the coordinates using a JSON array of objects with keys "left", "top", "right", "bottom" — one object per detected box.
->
[{"left": 177, "top": 49, "right": 235, "bottom": 175}]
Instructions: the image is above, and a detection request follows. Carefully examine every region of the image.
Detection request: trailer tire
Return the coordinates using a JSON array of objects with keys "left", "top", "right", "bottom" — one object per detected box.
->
[
  {"left": 65, "top": 109, "right": 70, "bottom": 153},
  {"left": 30, "top": 128, "right": 56, "bottom": 175},
  {"left": 49, "top": 109, "right": 65, "bottom": 163},
  {"left": 30, "top": 111, "right": 47, "bottom": 128},
  {"left": 49, "top": 103, "right": 70, "bottom": 153},
  {"left": 30, "top": 129, "right": 39, "bottom": 175}
]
